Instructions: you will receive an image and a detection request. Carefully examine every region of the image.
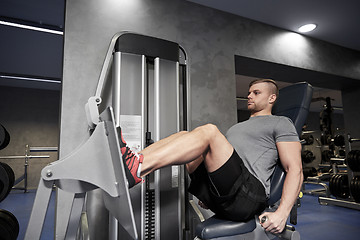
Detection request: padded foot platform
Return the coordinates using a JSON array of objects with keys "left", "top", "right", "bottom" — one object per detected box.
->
[{"left": 196, "top": 217, "right": 256, "bottom": 239}]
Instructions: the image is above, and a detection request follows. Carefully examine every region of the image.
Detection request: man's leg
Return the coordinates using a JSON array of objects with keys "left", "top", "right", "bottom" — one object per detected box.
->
[
  {"left": 186, "top": 155, "right": 204, "bottom": 174},
  {"left": 139, "top": 124, "right": 234, "bottom": 177},
  {"left": 140, "top": 131, "right": 188, "bottom": 155},
  {"left": 121, "top": 123, "right": 233, "bottom": 188}
]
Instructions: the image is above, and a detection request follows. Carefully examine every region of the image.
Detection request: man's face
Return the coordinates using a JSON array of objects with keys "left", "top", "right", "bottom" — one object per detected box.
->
[{"left": 247, "top": 82, "right": 275, "bottom": 113}]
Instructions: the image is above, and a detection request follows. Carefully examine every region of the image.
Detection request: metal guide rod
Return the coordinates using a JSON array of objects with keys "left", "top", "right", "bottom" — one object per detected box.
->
[
  {"left": 109, "top": 51, "right": 122, "bottom": 240},
  {"left": 176, "top": 62, "right": 180, "bottom": 132},
  {"left": 141, "top": 54, "right": 146, "bottom": 240},
  {"left": 154, "top": 57, "right": 161, "bottom": 240},
  {"left": 179, "top": 44, "right": 191, "bottom": 131},
  {"left": 179, "top": 44, "right": 191, "bottom": 237},
  {"left": 154, "top": 58, "right": 161, "bottom": 145},
  {"left": 113, "top": 51, "right": 121, "bottom": 127},
  {"left": 175, "top": 61, "right": 182, "bottom": 240}
]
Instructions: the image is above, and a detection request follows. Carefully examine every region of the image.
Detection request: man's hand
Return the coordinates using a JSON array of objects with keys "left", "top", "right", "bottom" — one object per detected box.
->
[{"left": 259, "top": 211, "right": 287, "bottom": 234}]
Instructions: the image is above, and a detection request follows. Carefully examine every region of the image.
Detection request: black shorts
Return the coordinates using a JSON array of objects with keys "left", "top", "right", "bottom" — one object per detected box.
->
[{"left": 188, "top": 150, "right": 267, "bottom": 221}]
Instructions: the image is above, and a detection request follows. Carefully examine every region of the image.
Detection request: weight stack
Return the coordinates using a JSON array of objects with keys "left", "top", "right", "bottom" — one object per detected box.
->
[{"left": 145, "top": 176, "right": 155, "bottom": 240}]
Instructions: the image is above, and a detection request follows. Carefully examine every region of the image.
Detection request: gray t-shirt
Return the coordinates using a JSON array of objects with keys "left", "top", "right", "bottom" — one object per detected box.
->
[{"left": 225, "top": 115, "right": 299, "bottom": 197}]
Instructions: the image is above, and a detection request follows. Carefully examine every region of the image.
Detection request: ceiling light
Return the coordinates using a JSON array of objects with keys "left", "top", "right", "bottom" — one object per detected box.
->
[
  {"left": 0, "top": 20, "right": 63, "bottom": 35},
  {"left": 0, "top": 74, "right": 61, "bottom": 84},
  {"left": 298, "top": 24, "right": 317, "bottom": 33}
]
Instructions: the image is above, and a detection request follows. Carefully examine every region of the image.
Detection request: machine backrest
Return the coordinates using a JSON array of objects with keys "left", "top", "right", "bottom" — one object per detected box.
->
[
  {"left": 272, "top": 82, "right": 313, "bottom": 136},
  {"left": 268, "top": 82, "right": 313, "bottom": 206}
]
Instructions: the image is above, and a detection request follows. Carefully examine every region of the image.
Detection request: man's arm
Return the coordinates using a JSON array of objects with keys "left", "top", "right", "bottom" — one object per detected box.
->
[{"left": 259, "top": 141, "right": 303, "bottom": 234}]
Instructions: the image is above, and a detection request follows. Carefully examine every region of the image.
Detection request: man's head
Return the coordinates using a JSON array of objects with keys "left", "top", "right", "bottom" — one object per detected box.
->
[{"left": 247, "top": 79, "right": 278, "bottom": 116}]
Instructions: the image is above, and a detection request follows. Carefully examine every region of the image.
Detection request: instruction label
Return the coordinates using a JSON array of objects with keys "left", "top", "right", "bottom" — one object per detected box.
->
[{"left": 120, "top": 115, "right": 142, "bottom": 153}]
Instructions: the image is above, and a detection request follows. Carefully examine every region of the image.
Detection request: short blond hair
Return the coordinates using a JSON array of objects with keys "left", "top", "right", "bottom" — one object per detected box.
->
[{"left": 249, "top": 79, "right": 279, "bottom": 97}]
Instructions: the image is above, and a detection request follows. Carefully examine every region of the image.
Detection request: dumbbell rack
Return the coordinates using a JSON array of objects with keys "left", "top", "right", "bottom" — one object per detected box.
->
[
  {"left": 0, "top": 145, "right": 56, "bottom": 192},
  {"left": 301, "top": 134, "right": 331, "bottom": 198},
  {"left": 318, "top": 134, "right": 360, "bottom": 210}
]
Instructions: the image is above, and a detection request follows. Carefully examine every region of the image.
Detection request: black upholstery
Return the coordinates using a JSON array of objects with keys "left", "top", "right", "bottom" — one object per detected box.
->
[
  {"left": 267, "top": 82, "right": 313, "bottom": 205},
  {"left": 267, "top": 163, "right": 286, "bottom": 207},
  {"left": 272, "top": 82, "right": 313, "bottom": 136},
  {"left": 196, "top": 217, "right": 256, "bottom": 239},
  {"left": 195, "top": 82, "right": 313, "bottom": 239}
]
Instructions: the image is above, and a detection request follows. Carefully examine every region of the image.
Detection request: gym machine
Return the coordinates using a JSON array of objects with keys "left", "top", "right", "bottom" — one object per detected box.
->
[{"left": 25, "top": 32, "right": 191, "bottom": 240}]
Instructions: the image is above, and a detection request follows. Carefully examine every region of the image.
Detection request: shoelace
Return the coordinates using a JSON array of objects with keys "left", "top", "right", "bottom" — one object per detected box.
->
[{"left": 124, "top": 146, "right": 141, "bottom": 170}]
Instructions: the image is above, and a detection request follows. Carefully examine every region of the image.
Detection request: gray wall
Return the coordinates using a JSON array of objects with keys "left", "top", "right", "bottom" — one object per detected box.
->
[
  {"left": 0, "top": 86, "right": 60, "bottom": 189},
  {"left": 61, "top": 0, "right": 360, "bottom": 156},
  {"left": 57, "top": 0, "right": 360, "bottom": 237}
]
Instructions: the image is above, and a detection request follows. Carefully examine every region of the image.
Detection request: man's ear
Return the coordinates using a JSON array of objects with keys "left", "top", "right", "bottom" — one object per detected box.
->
[{"left": 269, "top": 94, "right": 277, "bottom": 104}]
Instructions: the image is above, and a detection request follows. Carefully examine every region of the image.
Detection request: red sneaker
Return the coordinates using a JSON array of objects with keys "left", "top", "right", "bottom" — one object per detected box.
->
[
  {"left": 118, "top": 127, "right": 143, "bottom": 188},
  {"left": 122, "top": 146, "right": 143, "bottom": 188},
  {"left": 117, "top": 127, "right": 127, "bottom": 155}
]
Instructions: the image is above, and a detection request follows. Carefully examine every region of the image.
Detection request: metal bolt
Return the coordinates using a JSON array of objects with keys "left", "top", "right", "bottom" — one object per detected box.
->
[{"left": 46, "top": 170, "right": 53, "bottom": 178}]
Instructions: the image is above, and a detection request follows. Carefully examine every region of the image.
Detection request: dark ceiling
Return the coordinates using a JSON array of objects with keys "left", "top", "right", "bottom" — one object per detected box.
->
[
  {"left": 188, "top": 0, "right": 360, "bottom": 52},
  {"left": 0, "top": 0, "right": 359, "bottom": 92}
]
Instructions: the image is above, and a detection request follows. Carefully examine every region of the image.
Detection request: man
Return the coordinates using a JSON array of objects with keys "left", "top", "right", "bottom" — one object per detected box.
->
[{"left": 120, "top": 79, "right": 303, "bottom": 234}]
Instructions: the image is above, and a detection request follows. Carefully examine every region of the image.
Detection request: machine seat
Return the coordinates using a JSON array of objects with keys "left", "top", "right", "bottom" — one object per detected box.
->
[
  {"left": 196, "top": 217, "right": 256, "bottom": 239},
  {"left": 195, "top": 163, "right": 285, "bottom": 239}
]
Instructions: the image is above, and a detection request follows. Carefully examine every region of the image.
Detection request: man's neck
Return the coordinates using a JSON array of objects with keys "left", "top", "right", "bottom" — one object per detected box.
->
[{"left": 250, "top": 109, "right": 272, "bottom": 117}]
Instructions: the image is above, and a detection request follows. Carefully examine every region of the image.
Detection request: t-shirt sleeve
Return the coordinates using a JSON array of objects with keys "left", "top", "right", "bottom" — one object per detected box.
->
[{"left": 274, "top": 117, "right": 299, "bottom": 142}]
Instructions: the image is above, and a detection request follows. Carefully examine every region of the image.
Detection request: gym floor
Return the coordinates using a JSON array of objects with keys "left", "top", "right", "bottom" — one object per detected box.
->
[{"left": 0, "top": 184, "right": 359, "bottom": 240}]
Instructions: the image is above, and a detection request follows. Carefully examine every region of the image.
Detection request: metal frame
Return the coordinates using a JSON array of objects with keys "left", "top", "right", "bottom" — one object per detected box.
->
[
  {"left": 26, "top": 32, "right": 191, "bottom": 240},
  {"left": 318, "top": 197, "right": 360, "bottom": 210},
  {"left": 302, "top": 181, "right": 330, "bottom": 197},
  {"left": 25, "top": 107, "right": 138, "bottom": 240}
]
